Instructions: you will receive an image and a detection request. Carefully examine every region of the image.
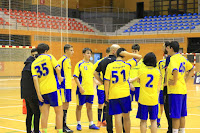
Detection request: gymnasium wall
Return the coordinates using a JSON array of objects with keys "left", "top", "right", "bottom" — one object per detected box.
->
[{"left": 1, "top": 29, "right": 200, "bottom": 77}]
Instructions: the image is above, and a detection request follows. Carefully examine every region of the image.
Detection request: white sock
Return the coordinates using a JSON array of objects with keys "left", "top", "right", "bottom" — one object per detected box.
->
[
  {"left": 89, "top": 121, "right": 93, "bottom": 126},
  {"left": 77, "top": 121, "right": 81, "bottom": 125},
  {"left": 179, "top": 128, "right": 185, "bottom": 133},
  {"left": 173, "top": 129, "right": 179, "bottom": 133}
]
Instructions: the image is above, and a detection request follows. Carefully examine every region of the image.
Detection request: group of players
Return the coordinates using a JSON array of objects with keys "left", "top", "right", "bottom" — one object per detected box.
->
[{"left": 30, "top": 41, "right": 193, "bottom": 133}]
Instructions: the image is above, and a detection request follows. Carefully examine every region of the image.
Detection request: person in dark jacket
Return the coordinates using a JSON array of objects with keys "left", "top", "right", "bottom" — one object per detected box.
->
[{"left": 21, "top": 48, "right": 41, "bottom": 133}]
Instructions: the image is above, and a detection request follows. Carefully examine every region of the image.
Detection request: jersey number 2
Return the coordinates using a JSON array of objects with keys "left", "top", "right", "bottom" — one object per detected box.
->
[
  {"left": 35, "top": 63, "right": 49, "bottom": 78},
  {"left": 112, "top": 70, "right": 126, "bottom": 84},
  {"left": 145, "top": 74, "right": 154, "bottom": 88}
]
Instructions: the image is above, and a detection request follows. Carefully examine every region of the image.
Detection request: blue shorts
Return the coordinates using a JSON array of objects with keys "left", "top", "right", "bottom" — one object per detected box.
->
[
  {"left": 159, "top": 90, "right": 164, "bottom": 104},
  {"left": 77, "top": 94, "right": 94, "bottom": 106},
  {"left": 97, "top": 89, "right": 105, "bottom": 104},
  {"left": 135, "top": 87, "right": 140, "bottom": 102},
  {"left": 136, "top": 103, "right": 158, "bottom": 120},
  {"left": 60, "top": 89, "right": 72, "bottom": 102},
  {"left": 168, "top": 94, "right": 187, "bottom": 118},
  {"left": 39, "top": 90, "right": 62, "bottom": 107},
  {"left": 130, "top": 90, "right": 135, "bottom": 101},
  {"left": 109, "top": 96, "right": 132, "bottom": 115}
]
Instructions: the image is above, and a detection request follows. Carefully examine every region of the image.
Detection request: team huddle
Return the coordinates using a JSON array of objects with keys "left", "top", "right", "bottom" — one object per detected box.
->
[{"left": 31, "top": 41, "right": 193, "bottom": 133}]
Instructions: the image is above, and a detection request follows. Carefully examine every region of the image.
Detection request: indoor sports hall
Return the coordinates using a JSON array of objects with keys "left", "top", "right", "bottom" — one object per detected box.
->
[{"left": 0, "top": 0, "right": 200, "bottom": 133}]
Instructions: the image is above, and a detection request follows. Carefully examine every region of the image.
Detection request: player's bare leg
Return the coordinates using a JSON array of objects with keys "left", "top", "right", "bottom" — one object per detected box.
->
[
  {"left": 150, "top": 119, "right": 157, "bottom": 133},
  {"left": 140, "top": 120, "right": 147, "bottom": 133},
  {"left": 40, "top": 104, "right": 50, "bottom": 132},
  {"left": 114, "top": 114, "right": 123, "bottom": 133},
  {"left": 122, "top": 112, "right": 131, "bottom": 133},
  {"left": 86, "top": 103, "right": 93, "bottom": 122},
  {"left": 76, "top": 105, "right": 83, "bottom": 121},
  {"left": 54, "top": 106, "right": 63, "bottom": 133}
]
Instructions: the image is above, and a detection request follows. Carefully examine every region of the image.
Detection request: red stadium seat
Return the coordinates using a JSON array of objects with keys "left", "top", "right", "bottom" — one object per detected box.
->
[
  {"left": 0, "top": 8, "right": 2, "bottom": 11},
  {"left": 4, "top": 8, "right": 8, "bottom": 12},
  {"left": 17, "top": 19, "right": 21, "bottom": 23},
  {"left": 14, "top": 10, "right": 17, "bottom": 12},
  {"left": 4, "top": 11, "right": 9, "bottom": 15},
  {"left": 10, "top": 16, "right": 15, "bottom": 19},
  {"left": 41, "top": 12, "right": 45, "bottom": 16}
]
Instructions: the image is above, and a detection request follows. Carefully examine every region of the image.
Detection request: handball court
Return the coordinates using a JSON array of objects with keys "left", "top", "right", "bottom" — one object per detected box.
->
[{"left": 0, "top": 77, "right": 199, "bottom": 133}]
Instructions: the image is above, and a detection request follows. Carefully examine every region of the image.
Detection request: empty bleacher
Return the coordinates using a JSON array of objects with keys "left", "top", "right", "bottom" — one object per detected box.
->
[{"left": 0, "top": 8, "right": 98, "bottom": 34}]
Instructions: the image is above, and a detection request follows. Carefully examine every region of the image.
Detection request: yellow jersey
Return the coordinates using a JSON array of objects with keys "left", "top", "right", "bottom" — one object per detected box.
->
[
  {"left": 157, "top": 59, "right": 166, "bottom": 90},
  {"left": 93, "top": 58, "right": 105, "bottom": 90},
  {"left": 167, "top": 53, "right": 193, "bottom": 94},
  {"left": 58, "top": 55, "right": 72, "bottom": 89},
  {"left": 31, "top": 54, "right": 60, "bottom": 95},
  {"left": 104, "top": 59, "right": 137, "bottom": 99},
  {"left": 73, "top": 60, "right": 94, "bottom": 95},
  {"left": 130, "top": 59, "right": 144, "bottom": 87},
  {"left": 138, "top": 66, "right": 161, "bottom": 106}
]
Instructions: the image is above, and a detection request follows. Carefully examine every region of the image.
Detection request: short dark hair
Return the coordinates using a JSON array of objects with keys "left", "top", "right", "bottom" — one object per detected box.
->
[
  {"left": 170, "top": 41, "right": 179, "bottom": 52},
  {"left": 131, "top": 44, "right": 140, "bottom": 51},
  {"left": 143, "top": 52, "right": 157, "bottom": 67},
  {"left": 164, "top": 41, "right": 170, "bottom": 47},
  {"left": 31, "top": 48, "right": 37, "bottom": 53},
  {"left": 117, "top": 48, "right": 126, "bottom": 58},
  {"left": 37, "top": 43, "right": 49, "bottom": 55},
  {"left": 82, "top": 48, "right": 92, "bottom": 54},
  {"left": 64, "top": 44, "right": 73, "bottom": 53},
  {"left": 106, "top": 47, "right": 110, "bottom": 54}
]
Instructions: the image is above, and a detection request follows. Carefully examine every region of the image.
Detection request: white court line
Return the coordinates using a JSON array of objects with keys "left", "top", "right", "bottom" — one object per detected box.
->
[
  {"left": 0, "top": 78, "right": 20, "bottom": 81},
  {"left": 0, "top": 105, "right": 22, "bottom": 109},
  {"left": 0, "top": 97, "right": 22, "bottom": 101},
  {"left": 0, "top": 126, "right": 26, "bottom": 132}
]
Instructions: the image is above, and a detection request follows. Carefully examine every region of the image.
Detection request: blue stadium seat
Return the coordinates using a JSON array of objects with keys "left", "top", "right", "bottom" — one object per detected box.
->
[
  {"left": 144, "top": 28, "right": 148, "bottom": 31},
  {"left": 130, "top": 26, "right": 133, "bottom": 29},
  {"left": 124, "top": 29, "right": 129, "bottom": 32},
  {"left": 163, "top": 24, "right": 167, "bottom": 27},
  {"left": 143, "top": 23, "right": 148, "bottom": 25},
  {"left": 193, "top": 13, "right": 197, "bottom": 16},
  {"left": 188, "top": 16, "right": 192, "bottom": 19},
  {"left": 163, "top": 21, "right": 167, "bottom": 24},
  {"left": 178, "top": 20, "right": 183, "bottom": 23},
  {"left": 153, "top": 16, "right": 157, "bottom": 18},
  {"left": 167, "top": 18, "right": 172, "bottom": 20},
  {"left": 183, "top": 23, "right": 189, "bottom": 26},
  {"left": 172, "top": 17, "right": 177, "bottom": 20},
  {"left": 168, "top": 27, "right": 173, "bottom": 30},
  {"left": 173, "top": 24, "right": 178, "bottom": 27},
  {"left": 147, "top": 25, "right": 152, "bottom": 28},
  {"left": 184, "top": 26, "right": 190, "bottom": 30},
  {"left": 158, "top": 28, "right": 163, "bottom": 31},
  {"left": 183, "top": 20, "right": 188, "bottom": 23},
  {"left": 139, "top": 20, "right": 143, "bottom": 22},
  {"left": 153, "top": 22, "right": 157, "bottom": 25},
  {"left": 191, "top": 23, "right": 195, "bottom": 26},
  {"left": 191, "top": 26, "right": 195, "bottom": 29},
  {"left": 144, "top": 19, "right": 148, "bottom": 22},
  {"left": 173, "top": 21, "right": 178, "bottom": 23},
  {"left": 148, "top": 19, "right": 152, "bottom": 22},
  {"left": 152, "top": 28, "right": 157, "bottom": 31},
  {"left": 163, "top": 27, "right": 168, "bottom": 30},
  {"left": 144, "top": 16, "right": 148, "bottom": 19},
  {"left": 158, "top": 25, "right": 162, "bottom": 27},
  {"left": 195, "top": 23, "right": 200, "bottom": 26},
  {"left": 183, "top": 13, "right": 187, "bottom": 16},
  {"left": 174, "top": 27, "right": 178, "bottom": 30},
  {"left": 163, "top": 15, "right": 167, "bottom": 17},
  {"left": 133, "top": 26, "right": 137, "bottom": 29},
  {"left": 144, "top": 25, "right": 148, "bottom": 28},
  {"left": 177, "top": 17, "right": 182, "bottom": 20},
  {"left": 158, "top": 22, "right": 162, "bottom": 24},
  {"left": 178, "top": 14, "right": 182, "bottom": 16},
  {"left": 194, "top": 19, "right": 199, "bottom": 22},
  {"left": 167, "top": 15, "right": 171, "bottom": 17},
  {"left": 168, "top": 24, "right": 172, "bottom": 27},
  {"left": 152, "top": 25, "right": 157, "bottom": 28},
  {"left": 187, "top": 13, "right": 192, "bottom": 16},
  {"left": 179, "top": 27, "right": 184, "bottom": 30},
  {"left": 129, "top": 29, "right": 133, "bottom": 32},
  {"left": 157, "top": 18, "right": 162, "bottom": 21},
  {"left": 153, "top": 18, "right": 157, "bottom": 21},
  {"left": 189, "top": 20, "right": 193, "bottom": 23},
  {"left": 193, "top": 16, "right": 198, "bottom": 19},
  {"left": 138, "top": 26, "right": 143, "bottom": 29},
  {"left": 162, "top": 18, "right": 167, "bottom": 21},
  {"left": 139, "top": 23, "right": 143, "bottom": 25},
  {"left": 183, "top": 16, "right": 187, "bottom": 19},
  {"left": 137, "top": 29, "right": 143, "bottom": 32},
  {"left": 158, "top": 15, "right": 162, "bottom": 18},
  {"left": 178, "top": 23, "right": 183, "bottom": 26},
  {"left": 134, "top": 23, "right": 138, "bottom": 26},
  {"left": 149, "top": 16, "right": 152, "bottom": 18},
  {"left": 167, "top": 21, "right": 172, "bottom": 24},
  {"left": 172, "top": 14, "right": 176, "bottom": 17},
  {"left": 147, "top": 22, "right": 152, "bottom": 25},
  {"left": 147, "top": 28, "right": 152, "bottom": 31},
  {"left": 133, "top": 29, "right": 137, "bottom": 32}
]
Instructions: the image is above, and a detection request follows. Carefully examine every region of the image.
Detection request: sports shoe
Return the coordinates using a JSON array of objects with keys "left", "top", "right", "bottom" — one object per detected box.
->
[
  {"left": 77, "top": 124, "right": 82, "bottom": 131},
  {"left": 97, "top": 121, "right": 102, "bottom": 128},
  {"left": 31, "top": 130, "right": 41, "bottom": 133},
  {"left": 89, "top": 124, "right": 100, "bottom": 130},
  {"left": 102, "top": 120, "right": 107, "bottom": 126},
  {"left": 157, "top": 123, "right": 161, "bottom": 128},
  {"left": 63, "top": 126, "right": 73, "bottom": 133}
]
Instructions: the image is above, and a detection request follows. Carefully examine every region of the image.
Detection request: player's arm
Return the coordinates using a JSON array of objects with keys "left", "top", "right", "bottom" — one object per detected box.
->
[
  {"left": 104, "top": 80, "right": 109, "bottom": 102},
  {"left": 94, "top": 71, "right": 103, "bottom": 85},
  {"left": 129, "top": 83, "right": 135, "bottom": 91},
  {"left": 55, "top": 66, "right": 63, "bottom": 83},
  {"left": 185, "top": 61, "right": 194, "bottom": 82},
  {"left": 33, "top": 76, "right": 44, "bottom": 102},
  {"left": 51, "top": 55, "right": 63, "bottom": 82},
  {"left": 120, "top": 51, "right": 142, "bottom": 60},
  {"left": 129, "top": 77, "right": 139, "bottom": 83},
  {"left": 168, "top": 70, "right": 178, "bottom": 86},
  {"left": 104, "top": 65, "right": 111, "bottom": 102},
  {"left": 74, "top": 77, "right": 85, "bottom": 94}
]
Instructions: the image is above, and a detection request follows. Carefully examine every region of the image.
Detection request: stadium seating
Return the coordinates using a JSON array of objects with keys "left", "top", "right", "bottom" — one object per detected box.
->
[
  {"left": 124, "top": 13, "right": 199, "bottom": 33},
  {"left": 0, "top": 8, "right": 94, "bottom": 32}
]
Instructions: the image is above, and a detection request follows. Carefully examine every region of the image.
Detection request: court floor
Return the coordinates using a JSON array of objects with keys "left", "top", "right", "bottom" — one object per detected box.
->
[{"left": 0, "top": 77, "right": 200, "bottom": 133}]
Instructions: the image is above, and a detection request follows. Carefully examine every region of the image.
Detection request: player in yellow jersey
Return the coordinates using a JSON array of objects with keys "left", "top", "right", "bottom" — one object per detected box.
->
[
  {"left": 58, "top": 44, "right": 74, "bottom": 133},
  {"left": 130, "top": 44, "right": 144, "bottom": 102},
  {"left": 156, "top": 59, "right": 166, "bottom": 128},
  {"left": 130, "top": 52, "right": 161, "bottom": 133},
  {"left": 31, "top": 43, "right": 63, "bottom": 133},
  {"left": 166, "top": 41, "right": 193, "bottom": 133},
  {"left": 93, "top": 47, "right": 110, "bottom": 128},
  {"left": 73, "top": 48, "right": 100, "bottom": 131},
  {"left": 104, "top": 48, "right": 139, "bottom": 133}
]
